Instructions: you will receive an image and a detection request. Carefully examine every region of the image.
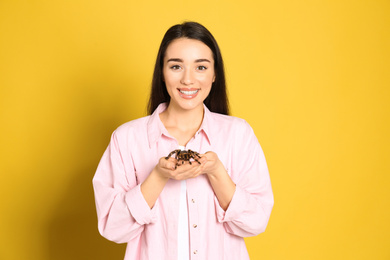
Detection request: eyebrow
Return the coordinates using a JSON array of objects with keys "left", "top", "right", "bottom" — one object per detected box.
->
[{"left": 166, "top": 58, "right": 211, "bottom": 63}]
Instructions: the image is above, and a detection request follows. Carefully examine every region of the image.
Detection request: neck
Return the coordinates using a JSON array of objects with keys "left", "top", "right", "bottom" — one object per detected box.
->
[{"left": 160, "top": 103, "right": 204, "bottom": 132}]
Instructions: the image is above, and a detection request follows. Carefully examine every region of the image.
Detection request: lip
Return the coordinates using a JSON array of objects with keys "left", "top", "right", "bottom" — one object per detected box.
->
[{"left": 177, "top": 88, "right": 200, "bottom": 99}]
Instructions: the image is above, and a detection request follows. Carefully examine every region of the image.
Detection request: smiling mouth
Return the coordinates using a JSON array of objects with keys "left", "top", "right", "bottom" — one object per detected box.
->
[{"left": 178, "top": 89, "right": 199, "bottom": 95}]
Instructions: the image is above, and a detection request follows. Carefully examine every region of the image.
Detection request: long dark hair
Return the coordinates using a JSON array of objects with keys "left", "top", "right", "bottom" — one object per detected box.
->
[{"left": 147, "top": 21, "right": 229, "bottom": 115}]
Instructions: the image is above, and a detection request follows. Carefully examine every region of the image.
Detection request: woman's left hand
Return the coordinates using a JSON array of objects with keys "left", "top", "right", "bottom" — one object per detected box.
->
[
  {"left": 199, "top": 151, "right": 226, "bottom": 178},
  {"left": 200, "top": 151, "right": 236, "bottom": 211}
]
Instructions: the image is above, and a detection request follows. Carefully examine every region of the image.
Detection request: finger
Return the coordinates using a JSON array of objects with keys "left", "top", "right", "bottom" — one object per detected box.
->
[
  {"left": 175, "top": 163, "right": 204, "bottom": 179},
  {"left": 174, "top": 162, "right": 195, "bottom": 172},
  {"left": 199, "top": 156, "right": 207, "bottom": 164},
  {"left": 191, "top": 165, "right": 206, "bottom": 178},
  {"left": 161, "top": 157, "right": 177, "bottom": 170},
  {"left": 199, "top": 153, "right": 210, "bottom": 158}
]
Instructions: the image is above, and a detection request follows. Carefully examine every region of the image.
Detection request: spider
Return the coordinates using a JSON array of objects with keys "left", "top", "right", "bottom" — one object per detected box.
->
[{"left": 165, "top": 149, "right": 202, "bottom": 168}]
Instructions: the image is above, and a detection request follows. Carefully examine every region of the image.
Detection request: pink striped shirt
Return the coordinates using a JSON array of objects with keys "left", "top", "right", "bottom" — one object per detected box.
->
[{"left": 93, "top": 103, "right": 274, "bottom": 259}]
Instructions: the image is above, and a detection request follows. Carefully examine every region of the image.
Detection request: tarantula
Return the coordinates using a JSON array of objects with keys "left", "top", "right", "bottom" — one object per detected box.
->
[{"left": 165, "top": 149, "right": 202, "bottom": 168}]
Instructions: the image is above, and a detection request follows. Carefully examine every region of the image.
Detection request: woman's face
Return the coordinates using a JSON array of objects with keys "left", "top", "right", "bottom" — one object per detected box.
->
[{"left": 163, "top": 38, "right": 215, "bottom": 112}]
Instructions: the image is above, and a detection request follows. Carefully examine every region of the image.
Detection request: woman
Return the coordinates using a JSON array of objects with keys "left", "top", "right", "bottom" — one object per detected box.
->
[{"left": 93, "top": 22, "right": 274, "bottom": 259}]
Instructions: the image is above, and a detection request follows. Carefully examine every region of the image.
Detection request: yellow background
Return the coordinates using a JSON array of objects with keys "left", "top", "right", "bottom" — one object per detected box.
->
[{"left": 1, "top": 0, "right": 389, "bottom": 259}]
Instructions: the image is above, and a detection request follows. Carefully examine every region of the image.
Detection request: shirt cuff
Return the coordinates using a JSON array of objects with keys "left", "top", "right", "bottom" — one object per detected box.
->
[
  {"left": 125, "top": 184, "right": 157, "bottom": 225},
  {"left": 215, "top": 186, "right": 246, "bottom": 223}
]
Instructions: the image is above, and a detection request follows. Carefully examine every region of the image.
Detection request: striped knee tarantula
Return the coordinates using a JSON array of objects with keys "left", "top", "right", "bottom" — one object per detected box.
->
[{"left": 165, "top": 149, "right": 202, "bottom": 168}]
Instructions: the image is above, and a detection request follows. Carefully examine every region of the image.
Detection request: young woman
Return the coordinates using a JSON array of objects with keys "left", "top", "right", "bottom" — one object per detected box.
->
[{"left": 93, "top": 22, "right": 274, "bottom": 260}]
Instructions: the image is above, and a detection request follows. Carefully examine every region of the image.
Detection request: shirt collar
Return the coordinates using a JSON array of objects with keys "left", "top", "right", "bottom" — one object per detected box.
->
[
  {"left": 147, "top": 103, "right": 213, "bottom": 148},
  {"left": 197, "top": 104, "right": 212, "bottom": 146},
  {"left": 147, "top": 103, "right": 169, "bottom": 148}
]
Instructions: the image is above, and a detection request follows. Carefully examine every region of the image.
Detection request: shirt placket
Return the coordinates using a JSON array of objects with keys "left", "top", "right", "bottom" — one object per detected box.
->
[
  {"left": 187, "top": 185, "right": 200, "bottom": 259},
  {"left": 186, "top": 135, "right": 202, "bottom": 259}
]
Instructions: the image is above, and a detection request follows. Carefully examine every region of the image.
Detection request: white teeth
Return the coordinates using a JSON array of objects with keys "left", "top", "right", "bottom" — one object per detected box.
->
[{"left": 180, "top": 90, "right": 199, "bottom": 95}]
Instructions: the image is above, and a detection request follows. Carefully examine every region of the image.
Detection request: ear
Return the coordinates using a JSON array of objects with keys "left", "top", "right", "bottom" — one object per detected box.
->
[{"left": 212, "top": 73, "right": 216, "bottom": 83}]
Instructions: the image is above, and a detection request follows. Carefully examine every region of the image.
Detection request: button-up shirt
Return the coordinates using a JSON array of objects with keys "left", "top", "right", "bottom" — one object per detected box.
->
[{"left": 93, "top": 103, "right": 274, "bottom": 260}]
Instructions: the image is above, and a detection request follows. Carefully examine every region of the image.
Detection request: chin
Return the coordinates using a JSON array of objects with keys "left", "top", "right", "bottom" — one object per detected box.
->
[{"left": 173, "top": 99, "right": 204, "bottom": 112}]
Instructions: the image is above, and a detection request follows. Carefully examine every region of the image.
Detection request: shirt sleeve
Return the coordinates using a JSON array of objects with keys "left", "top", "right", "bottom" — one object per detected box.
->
[
  {"left": 215, "top": 120, "right": 274, "bottom": 237},
  {"left": 92, "top": 129, "right": 157, "bottom": 243}
]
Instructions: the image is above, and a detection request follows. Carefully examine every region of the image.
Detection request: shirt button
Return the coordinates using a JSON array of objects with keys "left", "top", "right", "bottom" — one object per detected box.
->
[
  {"left": 193, "top": 224, "right": 197, "bottom": 228},
  {"left": 193, "top": 250, "right": 198, "bottom": 254},
  {"left": 192, "top": 199, "right": 195, "bottom": 203}
]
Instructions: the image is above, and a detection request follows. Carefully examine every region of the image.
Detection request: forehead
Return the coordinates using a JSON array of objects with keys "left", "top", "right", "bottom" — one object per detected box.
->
[{"left": 164, "top": 38, "right": 214, "bottom": 61}]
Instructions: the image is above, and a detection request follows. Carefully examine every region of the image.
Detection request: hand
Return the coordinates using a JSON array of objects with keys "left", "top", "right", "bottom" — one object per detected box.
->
[
  {"left": 200, "top": 151, "right": 236, "bottom": 211},
  {"left": 199, "top": 151, "right": 226, "bottom": 177},
  {"left": 154, "top": 156, "right": 207, "bottom": 181}
]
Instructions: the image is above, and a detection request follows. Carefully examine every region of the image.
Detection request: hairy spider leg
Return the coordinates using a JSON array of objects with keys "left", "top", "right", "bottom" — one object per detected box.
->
[
  {"left": 193, "top": 158, "right": 201, "bottom": 164},
  {"left": 188, "top": 150, "right": 202, "bottom": 164},
  {"left": 165, "top": 149, "right": 181, "bottom": 160}
]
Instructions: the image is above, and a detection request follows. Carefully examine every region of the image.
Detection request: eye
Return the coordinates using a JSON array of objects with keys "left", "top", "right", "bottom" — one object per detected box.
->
[
  {"left": 170, "top": 65, "right": 181, "bottom": 70},
  {"left": 197, "top": 65, "right": 207, "bottom": 71}
]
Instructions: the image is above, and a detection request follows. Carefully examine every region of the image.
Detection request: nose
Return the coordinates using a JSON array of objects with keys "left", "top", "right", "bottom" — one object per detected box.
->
[{"left": 180, "top": 69, "right": 194, "bottom": 85}]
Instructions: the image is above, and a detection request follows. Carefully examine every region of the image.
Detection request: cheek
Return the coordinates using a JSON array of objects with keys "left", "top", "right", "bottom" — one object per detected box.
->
[
  {"left": 199, "top": 74, "right": 215, "bottom": 87},
  {"left": 163, "top": 72, "right": 173, "bottom": 88},
  {"left": 164, "top": 71, "right": 180, "bottom": 85}
]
